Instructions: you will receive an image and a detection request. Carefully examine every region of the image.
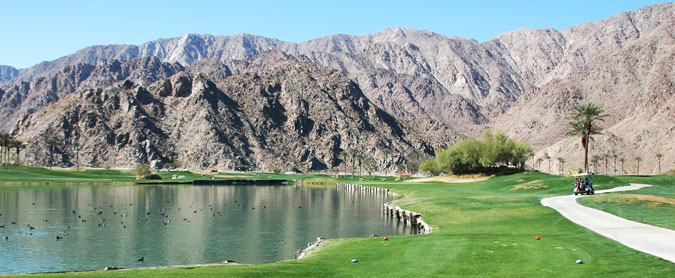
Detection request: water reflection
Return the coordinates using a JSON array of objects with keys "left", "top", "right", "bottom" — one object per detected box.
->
[{"left": 0, "top": 184, "right": 410, "bottom": 274}]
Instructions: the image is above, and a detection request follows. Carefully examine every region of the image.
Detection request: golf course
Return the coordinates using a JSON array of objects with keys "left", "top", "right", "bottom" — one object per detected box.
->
[{"left": 0, "top": 167, "right": 673, "bottom": 277}]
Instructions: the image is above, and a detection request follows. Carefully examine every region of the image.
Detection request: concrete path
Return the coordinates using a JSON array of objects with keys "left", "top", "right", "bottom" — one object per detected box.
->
[{"left": 541, "top": 184, "right": 675, "bottom": 263}]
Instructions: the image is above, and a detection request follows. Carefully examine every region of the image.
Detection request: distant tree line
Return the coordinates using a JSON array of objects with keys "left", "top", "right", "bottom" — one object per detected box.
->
[{"left": 420, "top": 130, "right": 533, "bottom": 175}]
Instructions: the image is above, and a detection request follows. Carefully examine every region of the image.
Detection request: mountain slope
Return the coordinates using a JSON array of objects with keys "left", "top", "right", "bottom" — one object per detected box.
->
[
  {"left": 11, "top": 62, "right": 448, "bottom": 171},
  {"left": 0, "top": 56, "right": 184, "bottom": 131},
  {"left": 489, "top": 16, "right": 675, "bottom": 174}
]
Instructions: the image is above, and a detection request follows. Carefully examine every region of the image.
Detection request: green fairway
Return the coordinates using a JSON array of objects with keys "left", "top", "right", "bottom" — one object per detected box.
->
[
  {"left": 1, "top": 171, "right": 673, "bottom": 277},
  {"left": 578, "top": 175, "right": 675, "bottom": 230}
]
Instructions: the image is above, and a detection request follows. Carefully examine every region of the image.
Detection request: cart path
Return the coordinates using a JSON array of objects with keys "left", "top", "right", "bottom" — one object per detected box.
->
[{"left": 541, "top": 183, "right": 675, "bottom": 263}]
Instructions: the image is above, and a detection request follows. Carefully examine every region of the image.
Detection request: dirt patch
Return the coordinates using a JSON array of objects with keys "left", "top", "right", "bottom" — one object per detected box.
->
[
  {"left": 592, "top": 194, "right": 675, "bottom": 207},
  {"left": 510, "top": 180, "right": 549, "bottom": 191},
  {"left": 406, "top": 175, "right": 489, "bottom": 184}
]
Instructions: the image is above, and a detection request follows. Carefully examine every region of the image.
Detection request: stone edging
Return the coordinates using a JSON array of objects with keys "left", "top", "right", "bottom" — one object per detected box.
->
[
  {"left": 336, "top": 183, "right": 432, "bottom": 234},
  {"left": 294, "top": 183, "right": 431, "bottom": 261}
]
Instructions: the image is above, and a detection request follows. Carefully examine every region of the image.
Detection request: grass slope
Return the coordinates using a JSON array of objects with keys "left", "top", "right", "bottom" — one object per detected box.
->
[
  {"left": 578, "top": 175, "right": 675, "bottom": 230},
  {"left": 1, "top": 172, "right": 674, "bottom": 277}
]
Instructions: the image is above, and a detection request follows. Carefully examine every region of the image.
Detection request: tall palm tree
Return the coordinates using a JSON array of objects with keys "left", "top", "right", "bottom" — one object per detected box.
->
[
  {"left": 566, "top": 103, "right": 607, "bottom": 173},
  {"left": 73, "top": 141, "right": 81, "bottom": 171},
  {"left": 557, "top": 157, "right": 566, "bottom": 175},
  {"left": 635, "top": 156, "right": 642, "bottom": 175},
  {"left": 544, "top": 152, "right": 551, "bottom": 173},
  {"left": 356, "top": 151, "right": 364, "bottom": 177},
  {"left": 9, "top": 139, "right": 25, "bottom": 166},
  {"left": 348, "top": 148, "right": 360, "bottom": 179},
  {"left": 46, "top": 138, "right": 59, "bottom": 169},
  {"left": 619, "top": 157, "right": 625, "bottom": 174},
  {"left": 339, "top": 151, "right": 348, "bottom": 175},
  {"left": 0, "top": 132, "right": 10, "bottom": 167},
  {"left": 603, "top": 153, "right": 610, "bottom": 175},
  {"left": 536, "top": 158, "right": 543, "bottom": 171},
  {"left": 381, "top": 148, "right": 391, "bottom": 176},
  {"left": 591, "top": 154, "right": 601, "bottom": 173},
  {"left": 656, "top": 153, "right": 663, "bottom": 174},
  {"left": 612, "top": 153, "right": 618, "bottom": 174}
]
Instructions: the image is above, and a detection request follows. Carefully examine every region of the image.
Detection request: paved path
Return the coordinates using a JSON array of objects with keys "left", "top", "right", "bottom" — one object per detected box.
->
[{"left": 541, "top": 184, "right": 675, "bottom": 263}]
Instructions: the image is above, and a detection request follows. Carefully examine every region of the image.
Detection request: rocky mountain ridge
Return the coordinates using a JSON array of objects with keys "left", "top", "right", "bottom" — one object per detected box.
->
[
  {"left": 0, "top": 56, "right": 184, "bottom": 130},
  {"left": 12, "top": 61, "right": 447, "bottom": 171}
]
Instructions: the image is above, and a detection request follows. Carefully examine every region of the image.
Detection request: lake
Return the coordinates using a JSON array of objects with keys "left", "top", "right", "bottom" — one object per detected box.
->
[{"left": 0, "top": 184, "right": 412, "bottom": 274}]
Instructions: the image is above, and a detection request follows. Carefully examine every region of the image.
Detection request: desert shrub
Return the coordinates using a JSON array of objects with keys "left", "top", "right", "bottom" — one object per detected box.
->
[
  {"left": 568, "top": 168, "right": 583, "bottom": 176},
  {"left": 135, "top": 164, "right": 154, "bottom": 180},
  {"left": 421, "top": 130, "right": 533, "bottom": 175},
  {"left": 163, "top": 161, "right": 181, "bottom": 170}
]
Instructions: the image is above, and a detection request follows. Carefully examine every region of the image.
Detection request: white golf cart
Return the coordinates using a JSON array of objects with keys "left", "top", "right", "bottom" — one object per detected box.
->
[{"left": 573, "top": 173, "right": 594, "bottom": 195}]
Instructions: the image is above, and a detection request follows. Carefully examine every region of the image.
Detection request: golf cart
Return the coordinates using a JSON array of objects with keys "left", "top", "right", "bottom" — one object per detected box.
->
[{"left": 573, "top": 173, "right": 594, "bottom": 195}]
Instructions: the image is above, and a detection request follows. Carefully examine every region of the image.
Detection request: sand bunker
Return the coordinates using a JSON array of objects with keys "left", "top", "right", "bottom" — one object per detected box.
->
[{"left": 406, "top": 176, "right": 489, "bottom": 184}]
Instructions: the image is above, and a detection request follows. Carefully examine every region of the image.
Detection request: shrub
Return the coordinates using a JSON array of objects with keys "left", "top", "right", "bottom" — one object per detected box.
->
[
  {"left": 163, "top": 161, "right": 181, "bottom": 170},
  {"left": 135, "top": 164, "right": 154, "bottom": 180},
  {"left": 421, "top": 130, "right": 533, "bottom": 175}
]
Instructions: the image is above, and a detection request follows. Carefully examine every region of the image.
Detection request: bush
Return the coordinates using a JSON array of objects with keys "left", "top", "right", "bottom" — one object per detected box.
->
[
  {"left": 420, "top": 159, "right": 440, "bottom": 175},
  {"left": 421, "top": 130, "right": 533, "bottom": 175},
  {"left": 135, "top": 164, "right": 154, "bottom": 180},
  {"left": 143, "top": 173, "right": 162, "bottom": 180},
  {"left": 664, "top": 169, "right": 675, "bottom": 176},
  {"left": 163, "top": 161, "right": 181, "bottom": 170}
]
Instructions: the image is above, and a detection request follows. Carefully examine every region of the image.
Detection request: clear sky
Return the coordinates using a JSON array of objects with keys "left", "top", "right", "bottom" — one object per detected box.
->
[{"left": 1, "top": 0, "right": 670, "bottom": 69}]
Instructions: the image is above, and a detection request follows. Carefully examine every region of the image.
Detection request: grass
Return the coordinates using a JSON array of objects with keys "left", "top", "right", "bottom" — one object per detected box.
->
[
  {"left": 1, "top": 170, "right": 674, "bottom": 277},
  {"left": 578, "top": 175, "right": 675, "bottom": 230}
]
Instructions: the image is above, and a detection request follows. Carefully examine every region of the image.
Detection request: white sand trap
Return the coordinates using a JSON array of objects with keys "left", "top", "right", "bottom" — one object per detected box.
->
[{"left": 405, "top": 176, "right": 489, "bottom": 183}]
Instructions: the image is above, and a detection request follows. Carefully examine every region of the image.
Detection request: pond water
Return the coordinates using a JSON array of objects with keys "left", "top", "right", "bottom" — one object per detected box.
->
[{"left": 0, "top": 184, "right": 412, "bottom": 274}]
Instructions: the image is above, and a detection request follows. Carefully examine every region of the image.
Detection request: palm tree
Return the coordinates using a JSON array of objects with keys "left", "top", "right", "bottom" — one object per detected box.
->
[
  {"left": 635, "top": 156, "right": 642, "bottom": 175},
  {"left": 73, "top": 141, "right": 80, "bottom": 171},
  {"left": 591, "top": 154, "right": 601, "bottom": 173},
  {"left": 656, "top": 153, "right": 663, "bottom": 174},
  {"left": 603, "top": 153, "right": 610, "bottom": 175},
  {"left": 381, "top": 148, "right": 391, "bottom": 176},
  {"left": 612, "top": 153, "right": 618, "bottom": 174},
  {"left": 0, "top": 132, "right": 10, "bottom": 167},
  {"left": 544, "top": 152, "right": 551, "bottom": 173},
  {"left": 356, "top": 151, "right": 364, "bottom": 177},
  {"left": 619, "top": 157, "right": 625, "bottom": 174},
  {"left": 557, "top": 157, "right": 566, "bottom": 175},
  {"left": 339, "top": 151, "right": 348, "bottom": 175},
  {"left": 9, "top": 139, "right": 25, "bottom": 166},
  {"left": 348, "top": 148, "right": 360, "bottom": 179},
  {"left": 566, "top": 103, "right": 607, "bottom": 173},
  {"left": 536, "top": 158, "right": 543, "bottom": 171},
  {"left": 46, "top": 138, "right": 59, "bottom": 169}
]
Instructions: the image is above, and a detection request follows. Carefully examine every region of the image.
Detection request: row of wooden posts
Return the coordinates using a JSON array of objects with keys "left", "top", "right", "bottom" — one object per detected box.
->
[{"left": 335, "top": 183, "right": 432, "bottom": 234}]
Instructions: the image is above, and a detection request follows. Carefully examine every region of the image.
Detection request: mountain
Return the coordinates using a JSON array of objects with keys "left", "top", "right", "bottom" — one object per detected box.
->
[
  {"left": 2, "top": 2, "right": 673, "bottom": 173},
  {"left": 0, "top": 65, "right": 20, "bottom": 82},
  {"left": 0, "top": 56, "right": 184, "bottom": 130},
  {"left": 11, "top": 61, "right": 449, "bottom": 171},
  {"left": 488, "top": 14, "right": 675, "bottom": 174}
]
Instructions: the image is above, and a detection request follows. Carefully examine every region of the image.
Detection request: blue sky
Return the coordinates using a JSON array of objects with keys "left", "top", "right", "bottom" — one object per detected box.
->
[{"left": 1, "top": 0, "right": 670, "bottom": 69}]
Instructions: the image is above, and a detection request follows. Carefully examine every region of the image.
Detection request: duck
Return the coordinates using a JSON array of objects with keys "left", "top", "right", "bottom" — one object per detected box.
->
[
  {"left": 56, "top": 235, "right": 64, "bottom": 240},
  {"left": 138, "top": 257, "right": 144, "bottom": 262}
]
